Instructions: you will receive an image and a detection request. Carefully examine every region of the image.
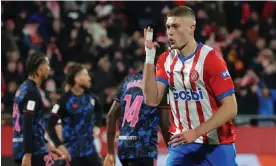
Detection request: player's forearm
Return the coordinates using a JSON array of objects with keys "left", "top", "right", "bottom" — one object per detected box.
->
[
  {"left": 194, "top": 95, "right": 237, "bottom": 137},
  {"left": 23, "top": 113, "right": 35, "bottom": 154},
  {"left": 160, "top": 123, "right": 170, "bottom": 148},
  {"left": 142, "top": 64, "right": 160, "bottom": 106},
  {"left": 106, "top": 101, "right": 120, "bottom": 155},
  {"left": 55, "top": 124, "right": 63, "bottom": 141},
  {"left": 106, "top": 115, "right": 117, "bottom": 155},
  {"left": 46, "top": 116, "right": 63, "bottom": 147},
  {"left": 159, "top": 108, "right": 171, "bottom": 147}
]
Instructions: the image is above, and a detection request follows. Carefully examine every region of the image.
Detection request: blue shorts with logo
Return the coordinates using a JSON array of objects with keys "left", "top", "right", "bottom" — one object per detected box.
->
[{"left": 166, "top": 143, "right": 238, "bottom": 166}]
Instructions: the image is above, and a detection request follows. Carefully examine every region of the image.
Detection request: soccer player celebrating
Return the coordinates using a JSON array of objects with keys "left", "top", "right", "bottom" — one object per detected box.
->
[
  {"left": 104, "top": 62, "right": 171, "bottom": 166},
  {"left": 142, "top": 6, "right": 238, "bottom": 166},
  {"left": 12, "top": 52, "right": 64, "bottom": 166},
  {"left": 47, "top": 64, "right": 102, "bottom": 166}
]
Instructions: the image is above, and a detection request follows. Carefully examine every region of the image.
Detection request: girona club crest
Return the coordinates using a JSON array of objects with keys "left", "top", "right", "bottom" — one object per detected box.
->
[{"left": 189, "top": 70, "right": 199, "bottom": 82}]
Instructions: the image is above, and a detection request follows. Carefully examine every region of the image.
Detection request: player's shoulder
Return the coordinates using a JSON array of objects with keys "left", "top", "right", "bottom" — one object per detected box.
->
[
  {"left": 24, "top": 81, "right": 40, "bottom": 96},
  {"left": 86, "top": 92, "right": 98, "bottom": 100},
  {"left": 200, "top": 44, "right": 223, "bottom": 63},
  {"left": 86, "top": 92, "right": 101, "bottom": 105},
  {"left": 131, "top": 70, "right": 143, "bottom": 79},
  {"left": 201, "top": 44, "right": 214, "bottom": 54},
  {"left": 122, "top": 72, "right": 138, "bottom": 85},
  {"left": 127, "top": 71, "right": 143, "bottom": 85},
  {"left": 119, "top": 76, "right": 131, "bottom": 90},
  {"left": 201, "top": 43, "right": 223, "bottom": 57},
  {"left": 158, "top": 50, "right": 171, "bottom": 60}
]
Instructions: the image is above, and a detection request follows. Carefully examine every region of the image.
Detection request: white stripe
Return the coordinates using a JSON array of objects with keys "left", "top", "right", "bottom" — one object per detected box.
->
[
  {"left": 166, "top": 51, "right": 180, "bottom": 134},
  {"left": 168, "top": 91, "right": 180, "bottom": 134},
  {"left": 174, "top": 60, "right": 189, "bottom": 132},
  {"left": 182, "top": 56, "right": 203, "bottom": 143},
  {"left": 164, "top": 51, "right": 173, "bottom": 81},
  {"left": 195, "top": 45, "right": 220, "bottom": 144}
]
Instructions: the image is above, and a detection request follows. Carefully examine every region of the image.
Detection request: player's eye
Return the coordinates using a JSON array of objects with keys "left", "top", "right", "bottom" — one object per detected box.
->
[{"left": 172, "top": 25, "right": 178, "bottom": 29}]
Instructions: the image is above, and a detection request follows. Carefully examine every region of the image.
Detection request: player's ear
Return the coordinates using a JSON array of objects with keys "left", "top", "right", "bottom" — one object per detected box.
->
[
  {"left": 37, "top": 64, "right": 43, "bottom": 76},
  {"left": 190, "top": 24, "right": 195, "bottom": 35},
  {"left": 74, "top": 76, "right": 79, "bottom": 85}
]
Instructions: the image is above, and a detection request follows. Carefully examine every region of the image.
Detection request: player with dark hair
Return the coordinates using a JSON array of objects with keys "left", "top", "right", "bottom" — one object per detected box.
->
[
  {"left": 12, "top": 52, "right": 64, "bottom": 166},
  {"left": 143, "top": 6, "right": 238, "bottom": 166},
  {"left": 47, "top": 64, "right": 102, "bottom": 166},
  {"left": 104, "top": 62, "right": 171, "bottom": 166}
]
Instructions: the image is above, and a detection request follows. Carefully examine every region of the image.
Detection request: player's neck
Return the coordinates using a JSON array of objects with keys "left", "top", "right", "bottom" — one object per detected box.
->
[
  {"left": 28, "top": 76, "right": 42, "bottom": 87},
  {"left": 179, "top": 39, "right": 197, "bottom": 58},
  {"left": 71, "top": 85, "right": 84, "bottom": 96}
]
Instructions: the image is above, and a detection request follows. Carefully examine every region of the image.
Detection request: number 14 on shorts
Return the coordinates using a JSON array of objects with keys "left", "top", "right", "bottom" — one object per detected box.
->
[{"left": 122, "top": 95, "right": 143, "bottom": 127}]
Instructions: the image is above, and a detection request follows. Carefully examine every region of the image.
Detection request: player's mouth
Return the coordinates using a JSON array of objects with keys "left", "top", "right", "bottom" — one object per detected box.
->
[{"left": 169, "top": 39, "right": 175, "bottom": 45}]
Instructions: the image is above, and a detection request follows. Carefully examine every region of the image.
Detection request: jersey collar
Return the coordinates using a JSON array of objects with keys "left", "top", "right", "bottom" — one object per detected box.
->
[{"left": 177, "top": 42, "right": 202, "bottom": 63}]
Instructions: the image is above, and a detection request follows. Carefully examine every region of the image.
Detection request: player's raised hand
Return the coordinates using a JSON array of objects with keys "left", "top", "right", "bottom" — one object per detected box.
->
[
  {"left": 103, "top": 154, "right": 115, "bottom": 166},
  {"left": 168, "top": 130, "right": 198, "bottom": 147},
  {"left": 144, "top": 27, "right": 160, "bottom": 49},
  {"left": 143, "top": 27, "right": 159, "bottom": 64}
]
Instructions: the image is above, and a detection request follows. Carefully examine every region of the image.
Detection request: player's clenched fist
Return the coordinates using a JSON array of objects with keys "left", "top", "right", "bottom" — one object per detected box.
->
[
  {"left": 103, "top": 154, "right": 115, "bottom": 166},
  {"left": 143, "top": 27, "right": 159, "bottom": 64}
]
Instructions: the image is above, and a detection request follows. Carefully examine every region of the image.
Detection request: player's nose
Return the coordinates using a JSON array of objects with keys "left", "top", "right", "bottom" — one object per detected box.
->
[{"left": 167, "top": 29, "right": 173, "bottom": 36}]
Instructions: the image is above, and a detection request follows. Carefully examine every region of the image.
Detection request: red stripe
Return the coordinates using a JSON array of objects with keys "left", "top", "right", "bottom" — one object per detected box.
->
[
  {"left": 23, "top": 110, "right": 35, "bottom": 115},
  {"left": 169, "top": 57, "right": 182, "bottom": 132},
  {"left": 189, "top": 45, "right": 209, "bottom": 143},
  {"left": 180, "top": 63, "right": 192, "bottom": 129},
  {"left": 217, "top": 120, "right": 236, "bottom": 143}
]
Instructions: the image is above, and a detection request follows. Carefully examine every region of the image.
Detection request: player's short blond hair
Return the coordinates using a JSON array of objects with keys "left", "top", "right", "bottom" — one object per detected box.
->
[{"left": 167, "top": 6, "right": 195, "bottom": 20}]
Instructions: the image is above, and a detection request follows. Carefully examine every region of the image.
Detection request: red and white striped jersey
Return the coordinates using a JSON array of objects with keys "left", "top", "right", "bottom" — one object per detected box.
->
[{"left": 156, "top": 42, "right": 236, "bottom": 144}]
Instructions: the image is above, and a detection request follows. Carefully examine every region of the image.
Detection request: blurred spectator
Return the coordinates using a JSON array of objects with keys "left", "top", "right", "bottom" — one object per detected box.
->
[
  {"left": 1, "top": 1, "right": 276, "bottom": 123},
  {"left": 94, "top": 1, "right": 113, "bottom": 18},
  {"left": 256, "top": 88, "right": 276, "bottom": 126},
  {"left": 2, "top": 81, "right": 18, "bottom": 114},
  {"left": 4, "top": 62, "right": 19, "bottom": 83}
]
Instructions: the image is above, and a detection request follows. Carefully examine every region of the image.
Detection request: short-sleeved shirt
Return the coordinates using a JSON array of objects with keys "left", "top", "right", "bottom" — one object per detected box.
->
[
  {"left": 51, "top": 91, "right": 101, "bottom": 157},
  {"left": 156, "top": 42, "right": 235, "bottom": 144},
  {"left": 12, "top": 79, "right": 47, "bottom": 160},
  {"left": 115, "top": 71, "right": 169, "bottom": 159}
]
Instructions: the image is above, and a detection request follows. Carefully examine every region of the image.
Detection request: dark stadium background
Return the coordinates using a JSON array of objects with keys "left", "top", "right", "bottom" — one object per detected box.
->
[{"left": 1, "top": 1, "right": 276, "bottom": 165}]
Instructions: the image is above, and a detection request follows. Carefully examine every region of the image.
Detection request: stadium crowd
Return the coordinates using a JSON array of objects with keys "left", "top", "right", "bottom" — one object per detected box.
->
[{"left": 1, "top": 1, "right": 276, "bottom": 124}]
